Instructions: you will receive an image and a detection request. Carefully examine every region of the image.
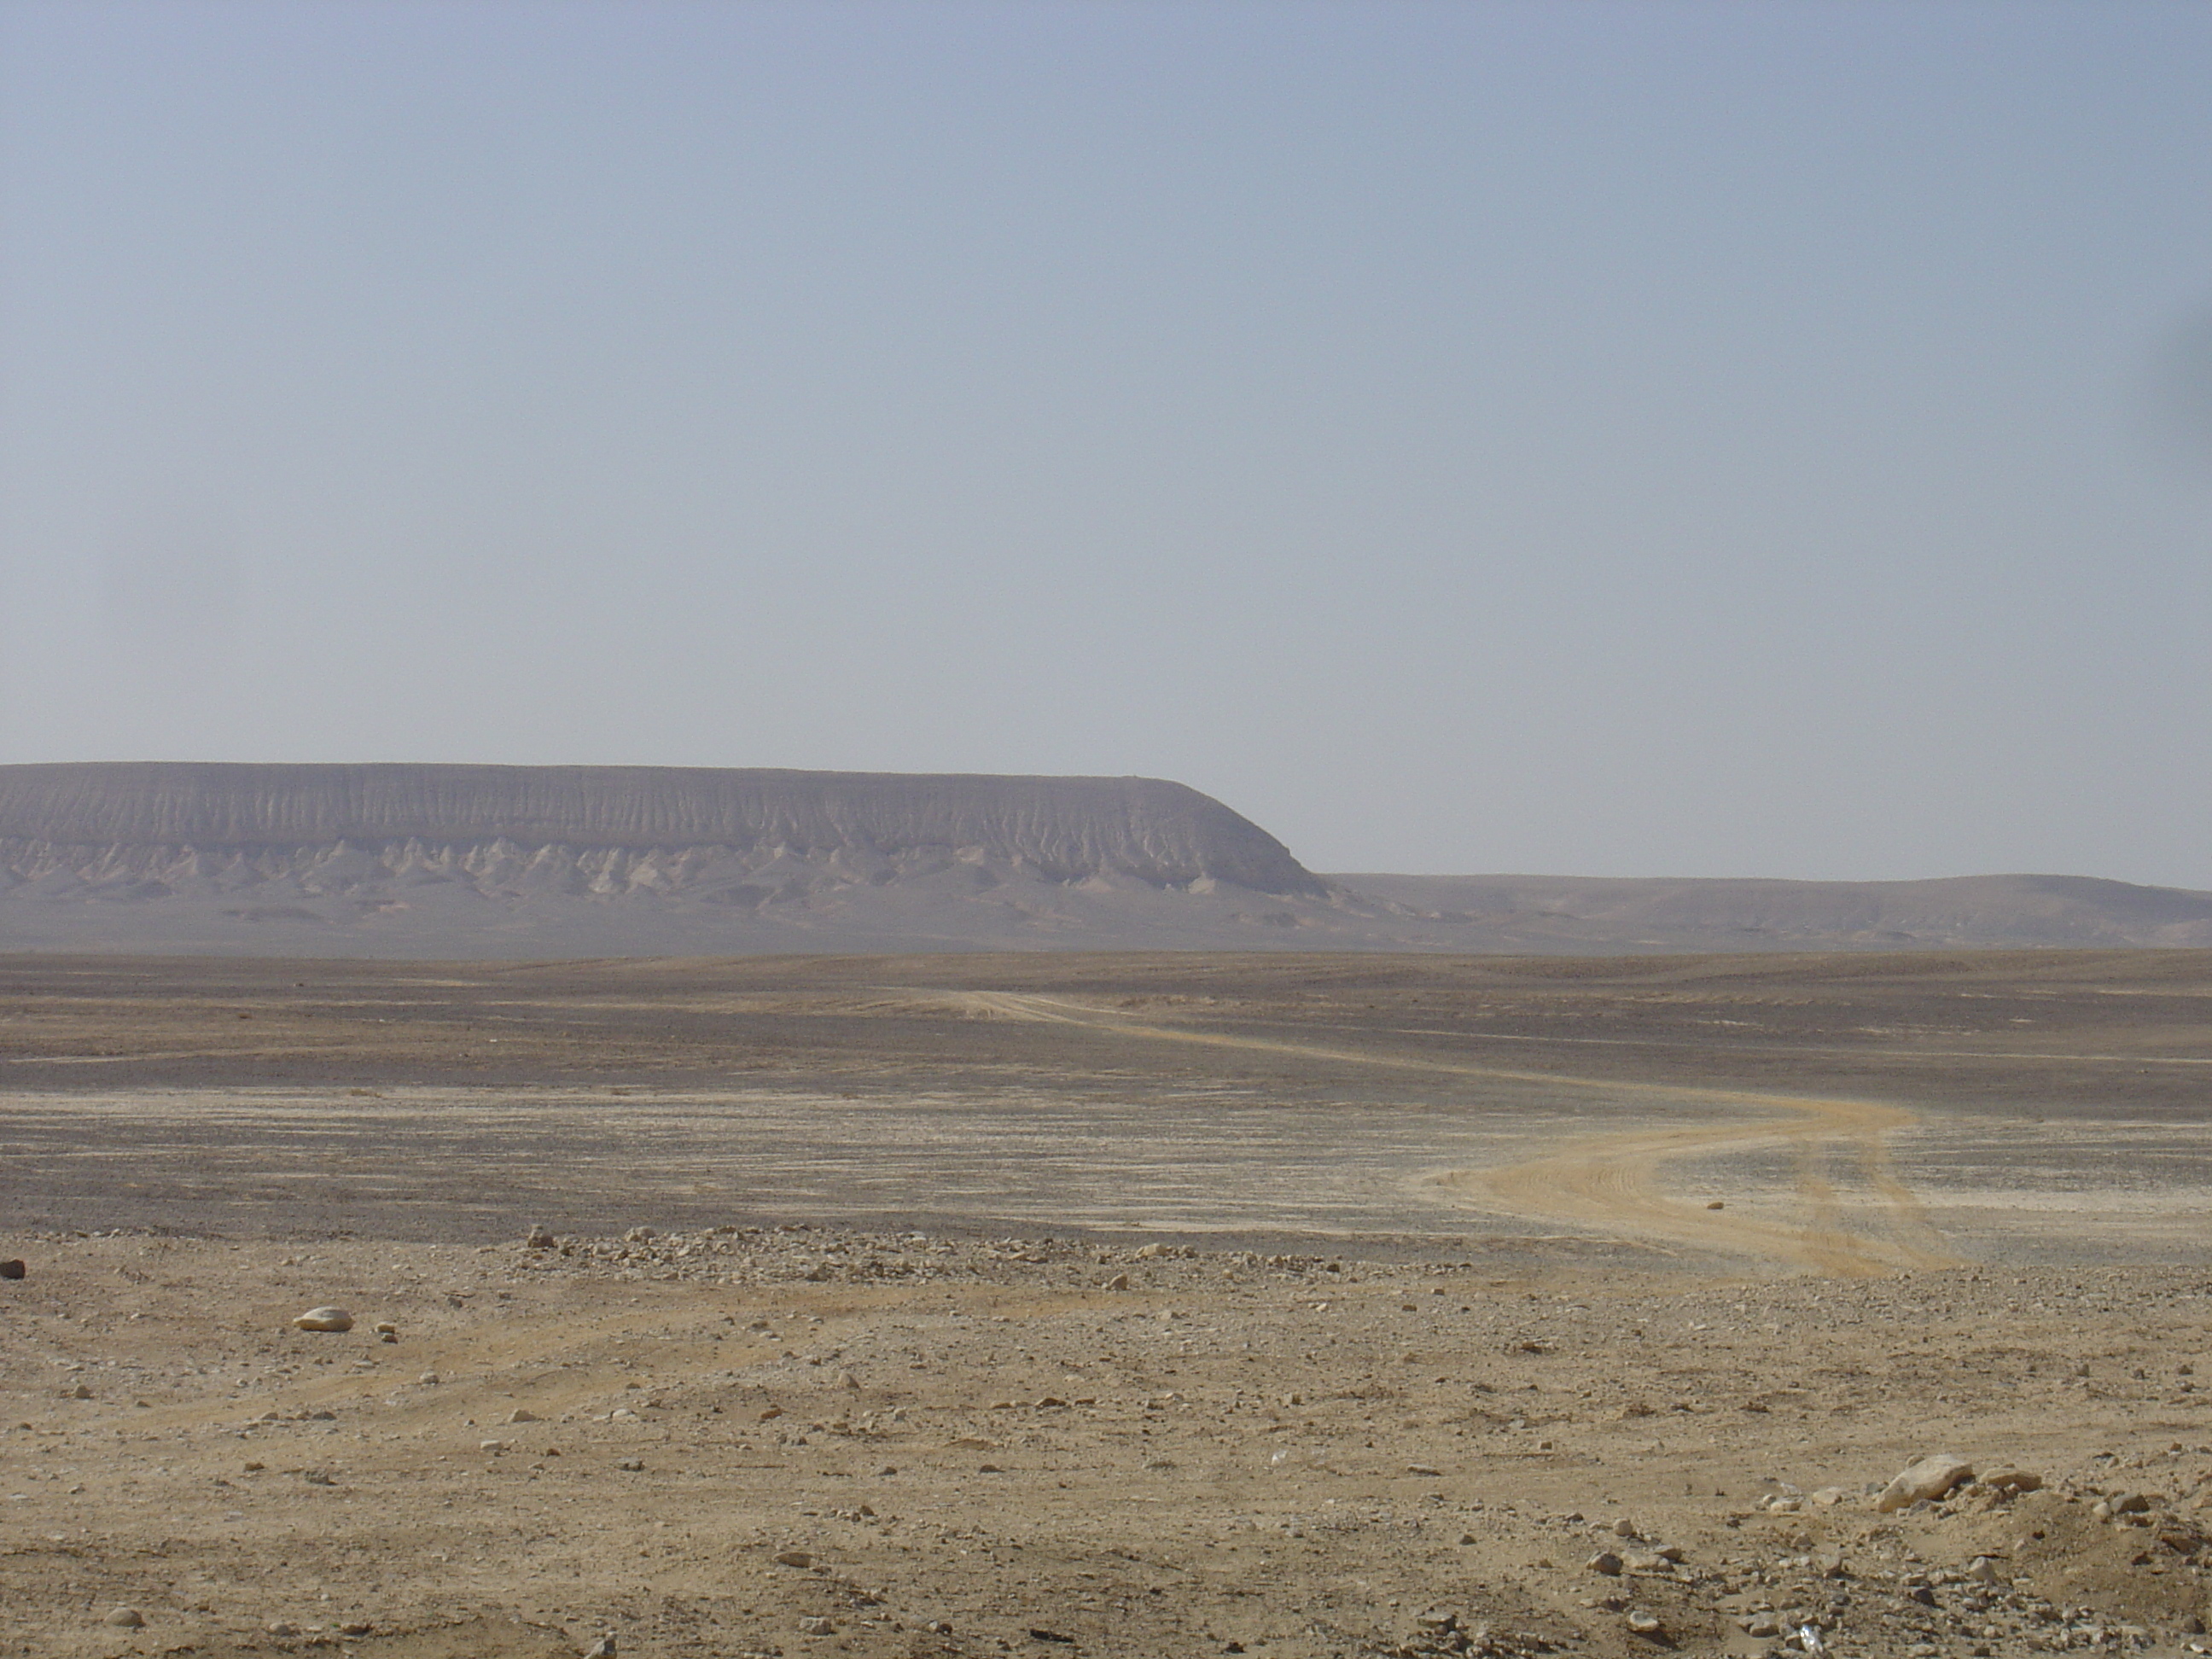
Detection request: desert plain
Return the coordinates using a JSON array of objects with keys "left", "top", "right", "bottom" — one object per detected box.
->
[{"left": 1, "top": 948, "right": 2209, "bottom": 1659}]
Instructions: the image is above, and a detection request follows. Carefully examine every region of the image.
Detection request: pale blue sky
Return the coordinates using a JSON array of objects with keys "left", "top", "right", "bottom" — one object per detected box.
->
[{"left": 3, "top": 1, "right": 2209, "bottom": 883}]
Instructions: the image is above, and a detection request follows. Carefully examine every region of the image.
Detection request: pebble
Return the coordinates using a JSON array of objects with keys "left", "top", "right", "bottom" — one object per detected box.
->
[
  {"left": 1625, "top": 1609, "right": 1662, "bottom": 1636},
  {"left": 292, "top": 1307, "right": 355, "bottom": 1333},
  {"left": 104, "top": 1606, "right": 144, "bottom": 1627}
]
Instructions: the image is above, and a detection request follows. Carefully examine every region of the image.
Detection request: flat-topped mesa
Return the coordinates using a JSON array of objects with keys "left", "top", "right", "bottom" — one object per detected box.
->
[{"left": 0, "top": 762, "right": 1329, "bottom": 897}]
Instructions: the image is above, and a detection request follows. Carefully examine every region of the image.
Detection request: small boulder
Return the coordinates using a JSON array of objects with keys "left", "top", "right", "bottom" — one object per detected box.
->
[
  {"left": 292, "top": 1307, "right": 354, "bottom": 1333},
  {"left": 1875, "top": 1452, "right": 1975, "bottom": 1512}
]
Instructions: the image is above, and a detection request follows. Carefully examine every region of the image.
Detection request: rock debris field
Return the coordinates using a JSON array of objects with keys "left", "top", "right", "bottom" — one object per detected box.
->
[
  {"left": 1, "top": 948, "right": 2209, "bottom": 1656},
  {"left": 3, "top": 1225, "right": 2209, "bottom": 1659}
]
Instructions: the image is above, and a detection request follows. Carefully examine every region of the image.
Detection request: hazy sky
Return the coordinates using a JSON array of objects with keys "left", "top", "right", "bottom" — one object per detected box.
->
[{"left": 3, "top": 2, "right": 2209, "bottom": 884}]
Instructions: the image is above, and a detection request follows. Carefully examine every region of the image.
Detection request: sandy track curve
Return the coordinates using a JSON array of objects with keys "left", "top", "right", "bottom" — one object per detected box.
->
[{"left": 930, "top": 991, "right": 1958, "bottom": 1276}]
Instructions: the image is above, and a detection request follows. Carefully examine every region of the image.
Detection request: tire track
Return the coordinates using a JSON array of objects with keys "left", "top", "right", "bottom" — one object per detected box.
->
[{"left": 930, "top": 991, "right": 1957, "bottom": 1276}]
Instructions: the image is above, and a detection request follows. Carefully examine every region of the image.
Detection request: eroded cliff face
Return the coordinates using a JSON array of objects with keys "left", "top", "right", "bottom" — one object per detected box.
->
[
  {"left": 0, "top": 764, "right": 1349, "bottom": 955},
  {"left": 0, "top": 763, "right": 1321, "bottom": 889}
]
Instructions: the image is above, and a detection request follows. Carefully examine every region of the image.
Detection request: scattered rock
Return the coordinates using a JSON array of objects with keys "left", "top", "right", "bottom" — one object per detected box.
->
[
  {"left": 508, "top": 1408, "right": 539, "bottom": 1423},
  {"left": 1104, "top": 1272, "right": 1131, "bottom": 1290},
  {"left": 525, "top": 1225, "right": 556, "bottom": 1249},
  {"left": 1625, "top": 1608, "right": 1663, "bottom": 1637},
  {"left": 1980, "top": 1467, "right": 2043, "bottom": 1493},
  {"left": 0, "top": 1259, "right": 25, "bottom": 1279},
  {"left": 292, "top": 1306, "right": 354, "bottom": 1332},
  {"left": 775, "top": 1550, "right": 813, "bottom": 1569},
  {"left": 1587, "top": 1551, "right": 1624, "bottom": 1575},
  {"left": 1875, "top": 1452, "right": 1975, "bottom": 1512},
  {"left": 798, "top": 1616, "right": 835, "bottom": 1636},
  {"left": 104, "top": 1606, "right": 145, "bottom": 1627},
  {"left": 583, "top": 1638, "right": 615, "bottom": 1659},
  {"left": 1705, "top": 1200, "right": 1725, "bottom": 1210},
  {"left": 616, "top": 1458, "right": 643, "bottom": 1472},
  {"left": 418, "top": 1371, "right": 440, "bottom": 1386}
]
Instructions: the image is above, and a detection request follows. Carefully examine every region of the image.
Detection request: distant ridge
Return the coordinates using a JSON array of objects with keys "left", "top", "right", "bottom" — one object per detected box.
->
[
  {"left": 0, "top": 761, "right": 1354, "bottom": 957},
  {"left": 1339, "top": 871, "right": 2212, "bottom": 952},
  {"left": 0, "top": 762, "right": 1324, "bottom": 894},
  {"left": 2, "top": 763, "right": 2208, "bottom": 958}
]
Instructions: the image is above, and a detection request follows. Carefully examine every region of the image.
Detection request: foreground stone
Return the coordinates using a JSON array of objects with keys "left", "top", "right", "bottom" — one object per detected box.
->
[{"left": 1875, "top": 1452, "right": 1975, "bottom": 1511}]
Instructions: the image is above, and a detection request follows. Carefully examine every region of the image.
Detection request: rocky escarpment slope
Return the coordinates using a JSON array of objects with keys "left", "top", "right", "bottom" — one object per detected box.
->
[
  {"left": 5, "top": 763, "right": 2208, "bottom": 958},
  {"left": 0, "top": 762, "right": 1357, "bottom": 956}
]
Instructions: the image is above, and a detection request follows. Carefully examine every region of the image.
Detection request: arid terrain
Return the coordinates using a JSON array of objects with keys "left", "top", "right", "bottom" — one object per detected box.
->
[{"left": 2, "top": 950, "right": 2209, "bottom": 1659}]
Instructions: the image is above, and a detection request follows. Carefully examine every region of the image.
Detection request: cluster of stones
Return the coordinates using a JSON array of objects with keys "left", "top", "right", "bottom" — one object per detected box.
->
[{"left": 513, "top": 1220, "right": 1342, "bottom": 1289}]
